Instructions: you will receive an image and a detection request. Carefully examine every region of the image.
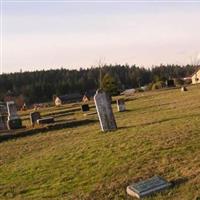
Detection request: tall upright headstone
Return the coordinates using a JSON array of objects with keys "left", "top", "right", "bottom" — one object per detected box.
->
[
  {"left": 94, "top": 90, "right": 117, "bottom": 132},
  {"left": 116, "top": 99, "right": 126, "bottom": 112},
  {"left": 7, "top": 101, "right": 22, "bottom": 129}
]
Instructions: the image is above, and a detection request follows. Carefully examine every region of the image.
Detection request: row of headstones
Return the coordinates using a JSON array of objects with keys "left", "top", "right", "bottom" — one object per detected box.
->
[
  {"left": 0, "top": 101, "right": 55, "bottom": 130},
  {"left": 1, "top": 91, "right": 124, "bottom": 130},
  {"left": 81, "top": 98, "right": 125, "bottom": 113}
]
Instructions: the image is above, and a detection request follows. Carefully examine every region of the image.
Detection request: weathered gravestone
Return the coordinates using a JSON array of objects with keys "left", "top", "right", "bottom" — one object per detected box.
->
[
  {"left": 81, "top": 104, "right": 90, "bottom": 112},
  {"left": 94, "top": 89, "right": 117, "bottom": 132},
  {"left": 30, "top": 111, "right": 41, "bottom": 127},
  {"left": 126, "top": 176, "right": 171, "bottom": 199},
  {"left": 7, "top": 101, "right": 22, "bottom": 129},
  {"left": 0, "top": 114, "right": 5, "bottom": 130},
  {"left": 116, "top": 99, "right": 126, "bottom": 112}
]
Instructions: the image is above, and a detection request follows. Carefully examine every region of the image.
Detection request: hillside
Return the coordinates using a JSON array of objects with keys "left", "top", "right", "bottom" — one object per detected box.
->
[{"left": 0, "top": 85, "right": 200, "bottom": 200}]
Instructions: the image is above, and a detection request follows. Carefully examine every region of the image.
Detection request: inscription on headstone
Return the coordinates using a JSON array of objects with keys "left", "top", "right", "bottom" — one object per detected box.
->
[
  {"left": 6, "top": 101, "right": 22, "bottom": 129},
  {"left": 94, "top": 90, "right": 117, "bottom": 132},
  {"left": 30, "top": 111, "right": 41, "bottom": 126},
  {"left": 81, "top": 104, "right": 90, "bottom": 112},
  {"left": 116, "top": 99, "right": 126, "bottom": 112},
  {"left": 126, "top": 176, "right": 171, "bottom": 199}
]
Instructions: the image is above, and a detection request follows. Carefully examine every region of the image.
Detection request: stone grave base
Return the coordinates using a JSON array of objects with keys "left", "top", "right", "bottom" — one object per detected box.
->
[
  {"left": 7, "top": 118, "right": 22, "bottom": 130},
  {"left": 37, "top": 117, "right": 54, "bottom": 125}
]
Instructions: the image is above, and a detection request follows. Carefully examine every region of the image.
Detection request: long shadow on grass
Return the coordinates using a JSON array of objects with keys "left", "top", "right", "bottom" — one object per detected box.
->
[
  {"left": 170, "top": 177, "right": 188, "bottom": 187},
  {"left": 132, "top": 102, "right": 174, "bottom": 113},
  {"left": 119, "top": 113, "right": 200, "bottom": 129},
  {"left": 0, "top": 119, "right": 97, "bottom": 143}
]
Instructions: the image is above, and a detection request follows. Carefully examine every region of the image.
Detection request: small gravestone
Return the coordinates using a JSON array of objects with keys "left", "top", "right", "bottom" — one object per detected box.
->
[
  {"left": 0, "top": 114, "right": 5, "bottom": 130},
  {"left": 127, "top": 176, "right": 171, "bottom": 199},
  {"left": 7, "top": 101, "right": 22, "bottom": 129},
  {"left": 30, "top": 111, "right": 41, "bottom": 127},
  {"left": 94, "top": 89, "right": 117, "bottom": 132},
  {"left": 37, "top": 117, "right": 54, "bottom": 125},
  {"left": 116, "top": 99, "right": 126, "bottom": 112},
  {"left": 166, "top": 79, "right": 175, "bottom": 87},
  {"left": 181, "top": 86, "right": 187, "bottom": 92},
  {"left": 81, "top": 104, "right": 90, "bottom": 112}
]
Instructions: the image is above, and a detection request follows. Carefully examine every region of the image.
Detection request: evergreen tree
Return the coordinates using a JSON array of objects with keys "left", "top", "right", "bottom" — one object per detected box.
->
[{"left": 102, "top": 73, "right": 119, "bottom": 96}]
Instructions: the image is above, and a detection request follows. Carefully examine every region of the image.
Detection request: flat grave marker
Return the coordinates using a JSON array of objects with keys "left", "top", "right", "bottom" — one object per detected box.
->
[
  {"left": 126, "top": 176, "right": 171, "bottom": 199},
  {"left": 37, "top": 117, "right": 54, "bottom": 125}
]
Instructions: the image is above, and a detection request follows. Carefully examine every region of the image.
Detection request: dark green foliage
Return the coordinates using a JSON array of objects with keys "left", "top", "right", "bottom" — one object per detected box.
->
[
  {"left": 102, "top": 73, "right": 119, "bottom": 96},
  {"left": 0, "top": 64, "right": 198, "bottom": 104}
]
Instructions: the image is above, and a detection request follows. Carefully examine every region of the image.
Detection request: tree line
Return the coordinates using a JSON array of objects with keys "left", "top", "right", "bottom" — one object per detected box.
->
[{"left": 0, "top": 64, "right": 198, "bottom": 104}]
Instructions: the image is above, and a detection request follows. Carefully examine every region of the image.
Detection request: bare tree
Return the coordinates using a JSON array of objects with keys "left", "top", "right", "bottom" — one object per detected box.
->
[{"left": 190, "top": 53, "right": 200, "bottom": 67}]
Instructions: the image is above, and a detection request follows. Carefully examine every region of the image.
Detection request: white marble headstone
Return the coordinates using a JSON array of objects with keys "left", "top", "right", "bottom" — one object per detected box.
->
[
  {"left": 94, "top": 90, "right": 117, "bottom": 132},
  {"left": 116, "top": 99, "right": 126, "bottom": 112},
  {"left": 7, "top": 101, "right": 19, "bottom": 120}
]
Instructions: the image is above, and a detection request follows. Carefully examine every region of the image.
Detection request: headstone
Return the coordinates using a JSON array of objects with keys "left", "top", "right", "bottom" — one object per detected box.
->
[
  {"left": 126, "top": 176, "right": 171, "bottom": 199},
  {"left": 30, "top": 111, "right": 41, "bottom": 126},
  {"left": 7, "top": 101, "right": 18, "bottom": 119},
  {"left": 116, "top": 99, "right": 126, "bottom": 112},
  {"left": 0, "top": 114, "right": 5, "bottom": 130},
  {"left": 6, "top": 101, "right": 22, "bottom": 129},
  {"left": 94, "top": 89, "right": 117, "bottom": 132},
  {"left": 37, "top": 117, "right": 54, "bottom": 125},
  {"left": 181, "top": 86, "right": 187, "bottom": 92},
  {"left": 166, "top": 79, "right": 175, "bottom": 87},
  {"left": 81, "top": 104, "right": 90, "bottom": 112}
]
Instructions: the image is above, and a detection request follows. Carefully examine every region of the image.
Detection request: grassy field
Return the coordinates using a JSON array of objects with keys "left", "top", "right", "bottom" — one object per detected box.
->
[{"left": 0, "top": 85, "right": 200, "bottom": 200}]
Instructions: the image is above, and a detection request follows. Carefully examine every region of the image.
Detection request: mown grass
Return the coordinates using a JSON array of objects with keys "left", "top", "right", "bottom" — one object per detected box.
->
[{"left": 0, "top": 85, "right": 200, "bottom": 200}]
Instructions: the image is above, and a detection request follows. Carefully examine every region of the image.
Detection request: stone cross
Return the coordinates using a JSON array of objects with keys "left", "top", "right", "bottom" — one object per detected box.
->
[
  {"left": 94, "top": 90, "right": 117, "bottom": 132},
  {"left": 116, "top": 99, "right": 126, "bottom": 112}
]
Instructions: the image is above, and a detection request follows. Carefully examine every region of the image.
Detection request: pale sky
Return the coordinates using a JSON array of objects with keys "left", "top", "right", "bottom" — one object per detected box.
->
[{"left": 1, "top": 1, "right": 200, "bottom": 73}]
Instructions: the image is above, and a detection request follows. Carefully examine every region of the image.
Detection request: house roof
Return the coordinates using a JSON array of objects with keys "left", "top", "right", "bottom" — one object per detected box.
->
[
  {"left": 191, "top": 67, "right": 200, "bottom": 77},
  {"left": 58, "top": 93, "right": 82, "bottom": 102}
]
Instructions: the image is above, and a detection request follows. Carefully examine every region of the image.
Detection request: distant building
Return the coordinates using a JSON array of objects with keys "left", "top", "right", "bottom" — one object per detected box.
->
[
  {"left": 82, "top": 95, "right": 90, "bottom": 103},
  {"left": 55, "top": 97, "right": 62, "bottom": 106},
  {"left": 54, "top": 93, "right": 82, "bottom": 106},
  {"left": 121, "top": 88, "right": 136, "bottom": 96},
  {"left": 191, "top": 68, "right": 200, "bottom": 84}
]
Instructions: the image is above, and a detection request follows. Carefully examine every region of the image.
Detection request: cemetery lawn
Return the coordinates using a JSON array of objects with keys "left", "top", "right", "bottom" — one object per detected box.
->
[{"left": 0, "top": 85, "right": 200, "bottom": 200}]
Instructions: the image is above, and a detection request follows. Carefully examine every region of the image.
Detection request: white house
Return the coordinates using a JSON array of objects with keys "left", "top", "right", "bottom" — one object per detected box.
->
[
  {"left": 191, "top": 68, "right": 200, "bottom": 84},
  {"left": 55, "top": 97, "right": 62, "bottom": 106}
]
